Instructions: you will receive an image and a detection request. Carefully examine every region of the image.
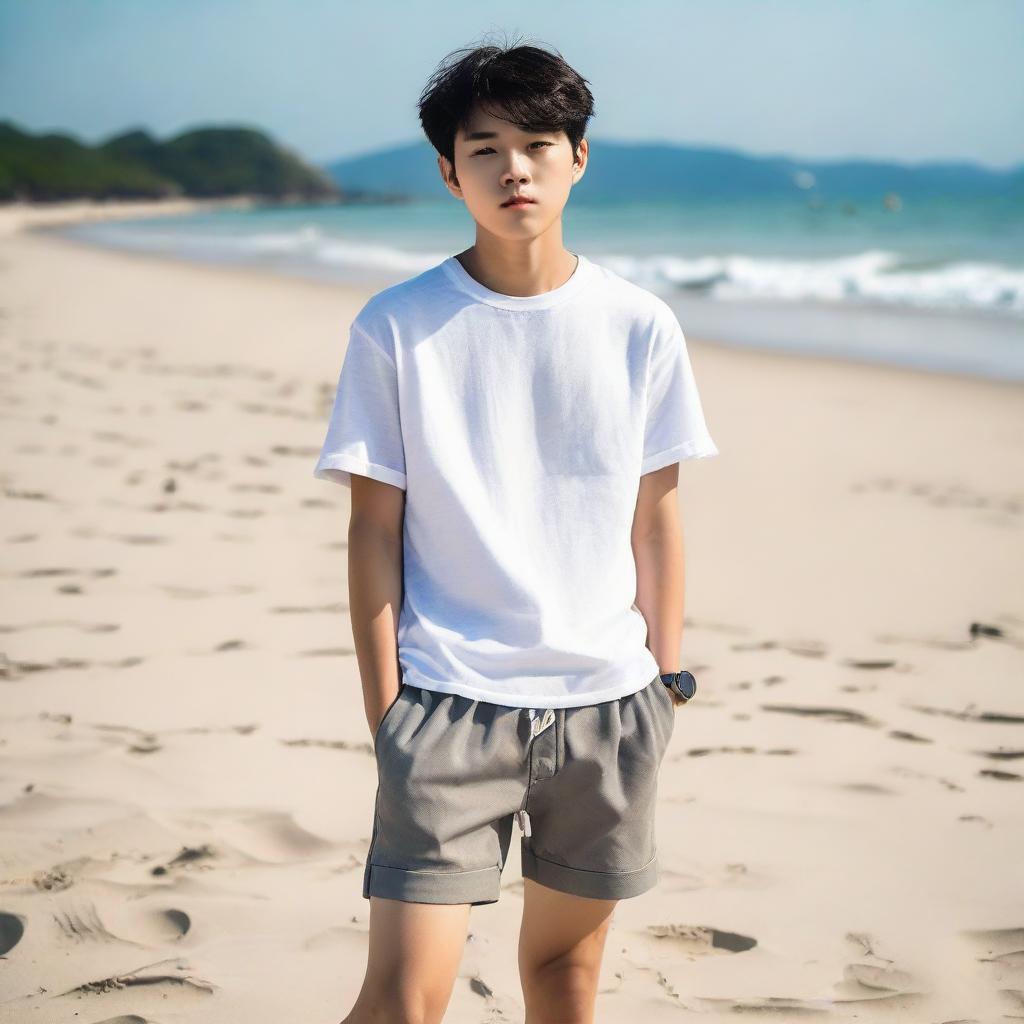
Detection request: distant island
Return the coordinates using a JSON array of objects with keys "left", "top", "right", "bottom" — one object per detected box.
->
[
  {"left": 0, "top": 121, "right": 345, "bottom": 203},
  {"left": 3, "top": 118, "right": 1020, "bottom": 207},
  {"left": 324, "top": 139, "right": 1024, "bottom": 205}
]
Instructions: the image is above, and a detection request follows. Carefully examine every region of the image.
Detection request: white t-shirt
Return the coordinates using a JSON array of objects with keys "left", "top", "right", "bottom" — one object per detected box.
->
[{"left": 314, "top": 252, "right": 719, "bottom": 708}]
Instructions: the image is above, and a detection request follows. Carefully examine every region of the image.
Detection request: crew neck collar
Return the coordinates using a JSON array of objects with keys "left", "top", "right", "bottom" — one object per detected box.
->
[{"left": 441, "top": 252, "right": 591, "bottom": 310}]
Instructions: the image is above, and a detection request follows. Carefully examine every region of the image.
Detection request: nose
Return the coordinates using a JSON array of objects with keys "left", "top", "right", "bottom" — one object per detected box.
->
[{"left": 502, "top": 155, "right": 531, "bottom": 187}]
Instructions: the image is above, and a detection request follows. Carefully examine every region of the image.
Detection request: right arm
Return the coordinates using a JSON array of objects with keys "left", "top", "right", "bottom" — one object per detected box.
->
[{"left": 348, "top": 474, "right": 406, "bottom": 737}]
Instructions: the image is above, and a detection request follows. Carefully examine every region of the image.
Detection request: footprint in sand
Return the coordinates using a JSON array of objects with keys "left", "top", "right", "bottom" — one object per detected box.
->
[
  {"left": 155, "top": 583, "right": 258, "bottom": 598},
  {"left": 271, "top": 443, "right": 320, "bottom": 459},
  {"left": 281, "top": 737, "right": 364, "bottom": 752},
  {"left": 910, "top": 704, "right": 1024, "bottom": 725},
  {"left": 101, "top": 906, "right": 192, "bottom": 946},
  {"left": 52, "top": 902, "right": 122, "bottom": 944},
  {"left": 151, "top": 845, "right": 216, "bottom": 877},
  {"left": 0, "top": 911, "right": 25, "bottom": 955},
  {"left": 300, "top": 645, "right": 358, "bottom": 658},
  {"left": 215, "top": 810, "right": 337, "bottom": 863},
  {"left": 852, "top": 475, "right": 1022, "bottom": 520},
  {"left": 977, "top": 747, "right": 1024, "bottom": 762},
  {"left": 88, "top": 1016, "right": 154, "bottom": 1024},
  {"left": 843, "top": 657, "right": 900, "bottom": 670},
  {"left": 730, "top": 637, "right": 827, "bottom": 657},
  {"left": 969, "top": 621, "right": 1006, "bottom": 639},
  {"left": 839, "top": 782, "right": 895, "bottom": 794},
  {"left": 268, "top": 600, "right": 346, "bottom": 614},
  {"left": 0, "top": 654, "right": 139, "bottom": 681},
  {"left": 147, "top": 812, "right": 336, "bottom": 877},
  {"left": 17, "top": 565, "right": 117, "bottom": 587},
  {"left": 93, "top": 430, "right": 149, "bottom": 448},
  {"left": 685, "top": 745, "right": 798, "bottom": 757},
  {"left": 889, "top": 764, "right": 963, "bottom": 792},
  {"left": 231, "top": 482, "right": 281, "bottom": 494},
  {"left": 63, "top": 956, "right": 214, "bottom": 997},
  {"left": 647, "top": 923, "right": 757, "bottom": 954},
  {"left": 975, "top": 748, "right": 1024, "bottom": 781},
  {"left": 761, "top": 704, "right": 881, "bottom": 727},
  {"left": 0, "top": 619, "right": 120, "bottom": 634},
  {"left": 3, "top": 486, "right": 52, "bottom": 501},
  {"left": 33, "top": 866, "right": 74, "bottom": 891},
  {"left": 833, "top": 930, "right": 929, "bottom": 1005},
  {"left": 12, "top": 894, "right": 187, "bottom": 950},
  {"left": 843, "top": 961, "right": 921, "bottom": 993},
  {"left": 961, "top": 924, "right": 1024, "bottom": 969},
  {"left": 889, "top": 729, "right": 933, "bottom": 744}
]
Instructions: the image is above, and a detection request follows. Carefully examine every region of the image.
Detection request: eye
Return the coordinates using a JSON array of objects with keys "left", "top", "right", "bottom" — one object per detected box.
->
[{"left": 470, "top": 141, "right": 553, "bottom": 156}]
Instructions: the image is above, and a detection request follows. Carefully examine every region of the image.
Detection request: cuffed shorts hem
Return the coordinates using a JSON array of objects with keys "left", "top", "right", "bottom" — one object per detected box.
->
[
  {"left": 521, "top": 843, "right": 660, "bottom": 900},
  {"left": 363, "top": 860, "right": 501, "bottom": 906}
]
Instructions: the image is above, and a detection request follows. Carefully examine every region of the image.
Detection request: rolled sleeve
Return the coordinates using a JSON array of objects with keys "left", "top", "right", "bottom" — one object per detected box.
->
[
  {"left": 641, "top": 314, "right": 718, "bottom": 475},
  {"left": 313, "top": 320, "right": 407, "bottom": 490}
]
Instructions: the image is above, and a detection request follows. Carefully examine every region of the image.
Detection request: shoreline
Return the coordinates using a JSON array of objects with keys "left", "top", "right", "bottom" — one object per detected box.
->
[
  {"left": 6, "top": 196, "right": 379, "bottom": 308},
  {"left": 8, "top": 196, "right": 1022, "bottom": 388},
  {"left": 0, "top": 195, "right": 262, "bottom": 236}
]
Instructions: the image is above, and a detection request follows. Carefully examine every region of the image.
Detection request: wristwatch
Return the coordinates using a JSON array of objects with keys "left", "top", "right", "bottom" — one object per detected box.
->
[{"left": 660, "top": 670, "right": 697, "bottom": 703}]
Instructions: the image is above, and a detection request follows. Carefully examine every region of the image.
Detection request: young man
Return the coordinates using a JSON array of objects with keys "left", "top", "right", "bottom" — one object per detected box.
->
[{"left": 314, "top": 40, "right": 718, "bottom": 1024}]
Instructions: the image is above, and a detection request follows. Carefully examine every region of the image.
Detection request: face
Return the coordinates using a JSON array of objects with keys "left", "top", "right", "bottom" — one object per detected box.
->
[{"left": 439, "top": 103, "right": 587, "bottom": 239}]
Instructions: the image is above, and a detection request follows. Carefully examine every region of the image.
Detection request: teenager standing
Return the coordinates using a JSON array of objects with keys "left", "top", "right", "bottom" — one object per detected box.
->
[{"left": 315, "top": 39, "right": 718, "bottom": 1024}]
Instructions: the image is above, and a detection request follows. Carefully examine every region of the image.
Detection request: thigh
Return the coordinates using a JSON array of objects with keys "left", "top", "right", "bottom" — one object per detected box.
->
[
  {"left": 520, "top": 673, "right": 676, "bottom": 900},
  {"left": 349, "top": 896, "right": 471, "bottom": 1024},
  {"left": 367, "top": 683, "right": 525, "bottom": 906},
  {"left": 517, "top": 878, "right": 616, "bottom": 1019}
]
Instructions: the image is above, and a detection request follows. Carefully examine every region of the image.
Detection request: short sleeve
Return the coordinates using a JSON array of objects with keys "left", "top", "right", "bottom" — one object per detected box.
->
[
  {"left": 642, "top": 314, "right": 719, "bottom": 475},
  {"left": 313, "top": 320, "right": 407, "bottom": 490}
]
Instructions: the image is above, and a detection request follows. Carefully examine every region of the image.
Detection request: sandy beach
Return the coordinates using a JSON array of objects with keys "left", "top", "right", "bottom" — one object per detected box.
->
[{"left": 1, "top": 201, "right": 1022, "bottom": 1023}]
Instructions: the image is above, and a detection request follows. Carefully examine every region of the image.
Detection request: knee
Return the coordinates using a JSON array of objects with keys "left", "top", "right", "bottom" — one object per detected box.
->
[{"left": 521, "top": 953, "right": 602, "bottom": 1023}]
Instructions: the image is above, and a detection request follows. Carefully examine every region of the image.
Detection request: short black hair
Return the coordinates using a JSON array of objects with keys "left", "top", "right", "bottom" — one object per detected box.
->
[{"left": 418, "top": 34, "right": 595, "bottom": 178}]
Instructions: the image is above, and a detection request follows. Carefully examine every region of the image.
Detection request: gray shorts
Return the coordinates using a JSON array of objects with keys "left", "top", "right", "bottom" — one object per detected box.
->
[{"left": 364, "top": 672, "right": 676, "bottom": 906}]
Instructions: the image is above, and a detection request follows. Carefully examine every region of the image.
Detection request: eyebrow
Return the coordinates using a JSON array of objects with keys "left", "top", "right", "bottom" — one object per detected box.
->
[{"left": 462, "top": 128, "right": 551, "bottom": 141}]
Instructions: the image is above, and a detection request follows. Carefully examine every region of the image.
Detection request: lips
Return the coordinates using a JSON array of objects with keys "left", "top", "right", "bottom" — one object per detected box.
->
[{"left": 502, "top": 196, "right": 536, "bottom": 207}]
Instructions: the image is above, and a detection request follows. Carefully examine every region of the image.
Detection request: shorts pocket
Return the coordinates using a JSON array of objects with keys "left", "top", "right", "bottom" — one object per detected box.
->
[
  {"left": 650, "top": 675, "right": 677, "bottom": 733},
  {"left": 373, "top": 682, "right": 409, "bottom": 754}
]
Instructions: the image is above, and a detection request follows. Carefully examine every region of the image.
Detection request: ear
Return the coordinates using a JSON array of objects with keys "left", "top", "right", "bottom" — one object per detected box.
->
[
  {"left": 438, "top": 154, "right": 463, "bottom": 199},
  {"left": 572, "top": 137, "right": 589, "bottom": 183}
]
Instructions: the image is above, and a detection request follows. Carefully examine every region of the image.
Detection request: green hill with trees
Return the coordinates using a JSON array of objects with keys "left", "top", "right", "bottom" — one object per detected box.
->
[{"left": 0, "top": 121, "right": 341, "bottom": 202}]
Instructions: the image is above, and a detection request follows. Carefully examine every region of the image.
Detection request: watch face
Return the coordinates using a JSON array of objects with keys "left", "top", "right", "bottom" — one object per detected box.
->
[
  {"left": 677, "top": 671, "right": 697, "bottom": 699},
  {"left": 660, "top": 671, "right": 697, "bottom": 700}
]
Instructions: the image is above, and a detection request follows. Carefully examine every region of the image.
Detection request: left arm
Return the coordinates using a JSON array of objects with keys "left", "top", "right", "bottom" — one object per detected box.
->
[{"left": 631, "top": 462, "right": 686, "bottom": 705}]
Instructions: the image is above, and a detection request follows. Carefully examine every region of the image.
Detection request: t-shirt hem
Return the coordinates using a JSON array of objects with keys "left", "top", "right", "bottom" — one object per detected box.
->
[
  {"left": 398, "top": 656, "right": 662, "bottom": 709},
  {"left": 313, "top": 453, "right": 407, "bottom": 490},
  {"left": 641, "top": 437, "right": 719, "bottom": 475}
]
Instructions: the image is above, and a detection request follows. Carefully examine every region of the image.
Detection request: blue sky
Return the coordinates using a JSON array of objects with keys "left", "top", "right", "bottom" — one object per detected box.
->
[{"left": 1, "top": 0, "right": 1021, "bottom": 170}]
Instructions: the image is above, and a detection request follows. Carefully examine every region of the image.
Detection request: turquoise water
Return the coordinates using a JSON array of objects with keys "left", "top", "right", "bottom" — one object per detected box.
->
[{"left": 56, "top": 195, "right": 1024, "bottom": 380}]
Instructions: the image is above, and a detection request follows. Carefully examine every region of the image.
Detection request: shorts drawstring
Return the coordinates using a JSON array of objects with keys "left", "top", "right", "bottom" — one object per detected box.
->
[{"left": 516, "top": 707, "right": 556, "bottom": 837}]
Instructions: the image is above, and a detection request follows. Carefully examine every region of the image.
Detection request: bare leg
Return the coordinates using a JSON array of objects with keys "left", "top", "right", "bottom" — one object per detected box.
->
[
  {"left": 341, "top": 895, "right": 472, "bottom": 1024},
  {"left": 518, "top": 878, "right": 617, "bottom": 1024}
]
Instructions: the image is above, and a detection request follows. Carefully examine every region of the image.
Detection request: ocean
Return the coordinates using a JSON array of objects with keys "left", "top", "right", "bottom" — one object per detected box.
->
[{"left": 54, "top": 195, "right": 1024, "bottom": 381}]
